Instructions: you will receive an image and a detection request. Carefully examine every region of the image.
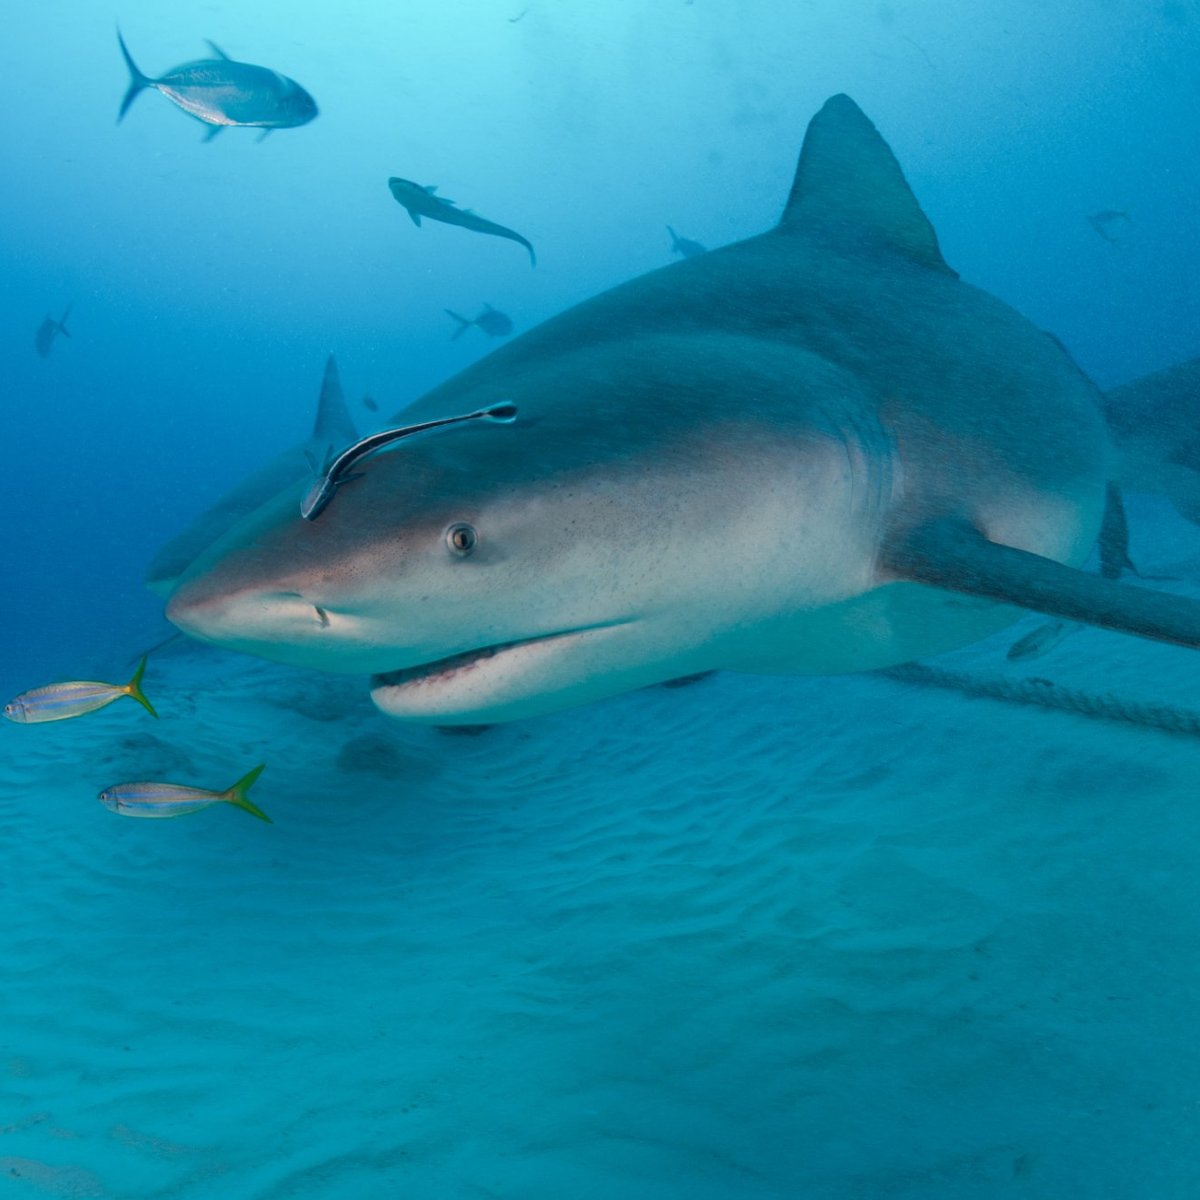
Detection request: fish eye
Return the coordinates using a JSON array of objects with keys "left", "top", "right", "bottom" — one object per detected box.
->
[{"left": 446, "top": 523, "right": 478, "bottom": 556}]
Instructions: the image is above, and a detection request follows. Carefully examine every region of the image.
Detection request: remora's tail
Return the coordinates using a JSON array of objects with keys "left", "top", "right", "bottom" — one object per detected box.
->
[
  {"left": 444, "top": 310, "right": 472, "bottom": 341},
  {"left": 117, "top": 31, "right": 152, "bottom": 122}
]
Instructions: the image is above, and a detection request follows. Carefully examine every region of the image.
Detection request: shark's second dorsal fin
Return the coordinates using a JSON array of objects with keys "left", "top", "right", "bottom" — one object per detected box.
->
[
  {"left": 781, "top": 94, "right": 951, "bottom": 273},
  {"left": 312, "top": 355, "right": 358, "bottom": 449}
]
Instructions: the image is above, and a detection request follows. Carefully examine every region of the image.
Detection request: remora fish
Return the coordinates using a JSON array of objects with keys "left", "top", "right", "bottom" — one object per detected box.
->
[
  {"left": 34, "top": 305, "right": 71, "bottom": 358},
  {"left": 667, "top": 225, "right": 706, "bottom": 258},
  {"left": 99, "top": 764, "right": 271, "bottom": 822},
  {"left": 116, "top": 32, "right": 317, "bottom": 138},
  {"left": 387, "top": 179, "right": 536, "bottom": 266},
  {"left": 163, "top": 95, "right": 1200, "bottom": 728},
  {"left": 445, "top": 304, "right": 514, "bottom": 341},
  {"left": 4, "top": 657, "right": 156, "bottom": 724}
]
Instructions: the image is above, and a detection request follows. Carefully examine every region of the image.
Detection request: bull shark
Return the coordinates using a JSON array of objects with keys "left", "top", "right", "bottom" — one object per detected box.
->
[{"left": 161, "top": 95, "right": 1200, "bottom": 726}]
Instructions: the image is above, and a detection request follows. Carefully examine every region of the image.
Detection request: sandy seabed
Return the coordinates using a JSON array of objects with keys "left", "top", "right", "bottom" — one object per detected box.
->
[{"left": 2, "top": 526, "right": 1199, "bottom": 1198}]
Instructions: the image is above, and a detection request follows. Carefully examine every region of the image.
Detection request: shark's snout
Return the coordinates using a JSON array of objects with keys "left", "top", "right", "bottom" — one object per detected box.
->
[{"left": 166, "top": 575, "right": 316, "bottom": 646}]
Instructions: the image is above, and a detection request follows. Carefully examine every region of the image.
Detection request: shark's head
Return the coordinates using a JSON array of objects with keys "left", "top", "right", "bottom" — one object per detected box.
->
[{"left": 165, "top": 339, "right": 875, "bottom": 723}]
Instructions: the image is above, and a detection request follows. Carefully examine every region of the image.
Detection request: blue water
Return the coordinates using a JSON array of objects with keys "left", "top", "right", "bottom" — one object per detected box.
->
[{"left": 4, "top": 1, "right": 1200, "bottom": 1195}]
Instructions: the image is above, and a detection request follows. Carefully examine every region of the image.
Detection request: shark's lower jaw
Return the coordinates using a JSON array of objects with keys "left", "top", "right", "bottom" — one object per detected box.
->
[{"left": 368, "top": 622, "right": 635, "bottom": 723}]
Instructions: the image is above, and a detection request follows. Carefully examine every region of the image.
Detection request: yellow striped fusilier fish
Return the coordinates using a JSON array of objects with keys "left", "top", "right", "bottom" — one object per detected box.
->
[
  {"left": 99, "top": 764, "right": 270, "bottom": 823},
  {"left": 4, "top": 657, "right": 157, "bottom": 724}
]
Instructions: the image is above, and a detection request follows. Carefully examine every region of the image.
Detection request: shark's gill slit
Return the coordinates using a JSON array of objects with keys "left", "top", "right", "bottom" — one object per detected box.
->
[{"left": 301, "top": 402, "right": 519, "bottom": 522}]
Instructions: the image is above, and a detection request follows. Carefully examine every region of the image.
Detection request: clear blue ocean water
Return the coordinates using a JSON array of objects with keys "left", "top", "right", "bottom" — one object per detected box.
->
[{"left": 4, "top": 2, "right": 1200, "bottom": 1196}]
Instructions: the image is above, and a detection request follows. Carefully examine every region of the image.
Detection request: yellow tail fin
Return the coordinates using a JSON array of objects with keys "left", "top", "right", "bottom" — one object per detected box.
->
[
  {"left": 124, "top": 655, "right": 158, "bottom": 718},
  {"left": 223, "top": 764, "right": 271, "bottom": 823}
]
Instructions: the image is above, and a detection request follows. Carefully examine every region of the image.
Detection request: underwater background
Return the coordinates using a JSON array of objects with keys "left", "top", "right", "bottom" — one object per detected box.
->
[{"left": 4, "top": 1, "right": 1200, "bottom": 1195}]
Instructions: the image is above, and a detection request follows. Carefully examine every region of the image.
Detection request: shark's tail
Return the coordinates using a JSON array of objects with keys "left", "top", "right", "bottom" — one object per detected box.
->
[
  {"left": 444, "top": 310, "right": 473, "bottom": 341},
  {"left": 117, "top": 31, "right": 152, "bottom": 122}
]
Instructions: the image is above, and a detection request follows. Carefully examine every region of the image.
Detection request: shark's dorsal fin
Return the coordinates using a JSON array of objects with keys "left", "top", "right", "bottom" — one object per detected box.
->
[
  {"left": 781, "top": 93, "right": 951, "bottom": 273},
  {"left": 206, "top": 40, "right": 231, "bottom": 60},
  {"left": 312, "top": 355, "right": 358, "bottom": 449}
]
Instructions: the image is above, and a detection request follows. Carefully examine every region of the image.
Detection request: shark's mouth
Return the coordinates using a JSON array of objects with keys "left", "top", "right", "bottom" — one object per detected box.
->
[
  {"left": 369, "top": 623, "right": 627, "bottom": 695},
  {"left": 370, "top": 636, "right": 549, "bottom": 691}
]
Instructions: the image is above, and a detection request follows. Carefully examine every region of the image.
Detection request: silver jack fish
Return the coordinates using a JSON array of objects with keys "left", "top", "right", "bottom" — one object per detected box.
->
[
  {"left": 4, "top": 657, "right": 157, "bottom": 724},
  {"left": 444, "top": 304, "right": 513, "bottom": 341},
  {"left": 117, "top": 32, "right": 318, "bottom": 140},
  {"left": 388, "top": 178, "right": 536, "bottom": 265},
  {"left": 99, "top": 764, "right": 271, "bottom": 822}
]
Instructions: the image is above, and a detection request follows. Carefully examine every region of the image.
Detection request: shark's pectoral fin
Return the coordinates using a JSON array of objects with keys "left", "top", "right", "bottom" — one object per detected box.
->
[
  {"left": 782, "top": 94, "right": 955, "bottom": 275},
  {"left": 407, "top": 209, "right": 422, "bottom": 227},
  {"left": 202, "top": 124, "right": 223, "bottom": 143},
  {"left": 883, "top": 518, "right": 1200, "bottom": 652}
]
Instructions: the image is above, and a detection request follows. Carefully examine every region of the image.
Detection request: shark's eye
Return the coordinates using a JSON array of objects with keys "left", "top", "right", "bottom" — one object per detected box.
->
[{"left": 446, "top": 523, "right": 478, "bottom": 556}]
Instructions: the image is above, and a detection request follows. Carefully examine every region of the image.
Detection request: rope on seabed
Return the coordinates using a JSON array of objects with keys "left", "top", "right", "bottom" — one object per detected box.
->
[{"left": 879, "top": 662, "right": 1200, "bottom": 739}]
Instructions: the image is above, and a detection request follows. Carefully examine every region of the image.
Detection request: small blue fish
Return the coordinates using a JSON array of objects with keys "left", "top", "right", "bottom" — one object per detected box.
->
[
  {"left": 99, "top": 764, "right": 271, "bottom": 822},
  {"left": 4, "top": 657, "right": 156, "bottom": 724},
  {"left": 117, "top": 32, "right": 318, "bottom": 139}
]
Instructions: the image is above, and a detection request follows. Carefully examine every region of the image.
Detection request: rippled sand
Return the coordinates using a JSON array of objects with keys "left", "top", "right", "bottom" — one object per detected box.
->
[{"left": 3, "top": 564, "right": 1200, "bottom": 1197}]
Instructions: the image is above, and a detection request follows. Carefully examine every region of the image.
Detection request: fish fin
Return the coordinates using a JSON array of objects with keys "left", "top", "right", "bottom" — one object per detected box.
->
[
  {"left": 407, "top": 208, "right": 422, "bottom": 227},
  {"left": 205, "top": 39, "right": 231, "bottom": 60},
  {"left": 444, "top": 310, "right": 472, "bottom": 340},
  {"left": 256, "top": 128, "right": 272, "bottom": 144},
  {"left": 424, "top": 184, "right": 438, "bottom": 193},
  {"left": 304, "top": 448, "right": 321, "bottom": 477},
  {"left": 781, "top": 93, "right": 952, "bottom": 273},
  {"left": 59, "top": 304, "right": 72, "bottom": 336},
  {"left": 124, "top": 655, "right": 158, "bottom": 718},
  {"left": 223, "top": 764, "right": 271, "bottom": 823},
  {"left": 883, "top": 517, "right": 1200, "bottom": 651},
  {"left": 116, "top": 30, "right": 152, "bottom": 123},
  {"left": 1098, "top": 482, "right": 1138, "bottom": 580},
  {"left": 667, "top": 225, "right": 680, "bottom": 249},
  {"left": 312, "top": 355, "right": 357, "bottom": 448},
  {"left": 202, "top": 124, "right": 224, "bottom": 142}
]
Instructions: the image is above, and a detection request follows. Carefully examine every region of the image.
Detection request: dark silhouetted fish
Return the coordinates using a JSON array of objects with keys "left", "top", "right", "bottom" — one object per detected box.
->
[
  {"left": 387, "top": 178, "right": 536, "bottom": 265},
  {"left": 362, "top": 395, "right": 379, "bottom": 413},
  {"left": 667, "top": 225, "right": 707, "bottom": 258},
  {"left": 34, "top": 305, "right": 71, "bottom": 358},
  {"left": 444, "top": 304, "right": 514, "bottom": 341},
  {"left": 1087, "top": 209, "right": 1131, "bottom": 244},
  {"left": 117, "top": 32, "right": 318, "bottom": 139}
]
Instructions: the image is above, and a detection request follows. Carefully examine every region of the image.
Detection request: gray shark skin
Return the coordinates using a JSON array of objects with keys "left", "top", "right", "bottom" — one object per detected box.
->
[
  {"left": 164, "top": 95, "right": 1200, "bottom": 726},
  {"left": 145, "top": 355, "right": 356, "bottom": 597},
  {"left": 117, "top": 33, "right": 318, "bottom": 134}
]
